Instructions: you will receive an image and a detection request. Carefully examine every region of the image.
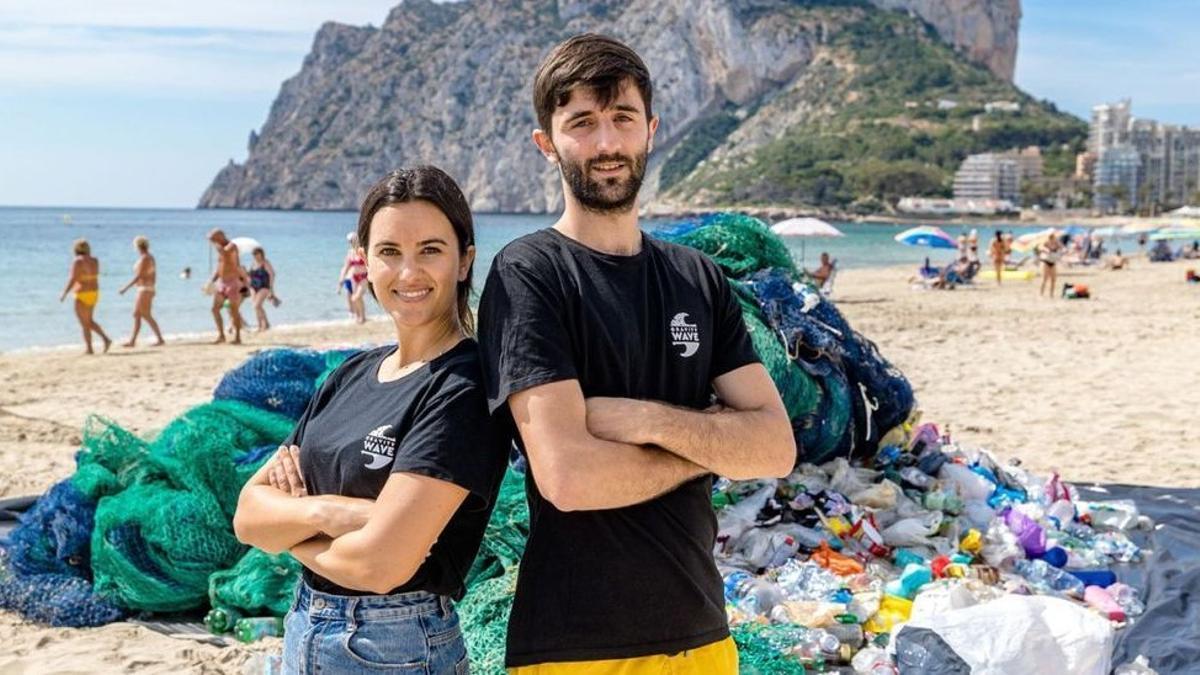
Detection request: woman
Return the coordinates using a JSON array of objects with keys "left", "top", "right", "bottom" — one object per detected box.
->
[
  {"left": 1038, "top": 230, "right": 1064, "bottom": 297},
  {"left": 988, "top": 230, "right": 1007, "bottom": 285},
  {"left": 339, "top": 233, "right": 369, "bottom": 324},
  {"left": 59, "top": 239, "right": 112, "bottom": 354},
  {"left": 233, "top": 167, "right": 509, "bottom": 674},
  {"left": 248, "top": 247, "right": 280, "bottom": 332},
  {"left": 118, "top": 236, "right": 165, "bottom": 347}
]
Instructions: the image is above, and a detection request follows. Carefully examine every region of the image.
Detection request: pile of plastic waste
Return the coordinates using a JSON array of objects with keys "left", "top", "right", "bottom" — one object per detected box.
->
[{"left": 716, "top": 421, "right": 1148, "bottom": 674}]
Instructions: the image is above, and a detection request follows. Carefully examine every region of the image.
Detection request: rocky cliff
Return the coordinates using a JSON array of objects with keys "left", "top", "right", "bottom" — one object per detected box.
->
[{"left": 199, "top": 0, "right": 1024, "bottom": 212}]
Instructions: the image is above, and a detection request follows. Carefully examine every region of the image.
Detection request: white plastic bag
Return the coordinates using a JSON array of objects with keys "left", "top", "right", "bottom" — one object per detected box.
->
[{"left": 892, "top": 594, "right": 1114, "bottom": 675}]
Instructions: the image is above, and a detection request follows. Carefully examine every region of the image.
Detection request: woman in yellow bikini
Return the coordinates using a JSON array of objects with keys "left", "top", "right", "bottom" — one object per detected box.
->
[
  {"left": 118, "top": 235, "right": 165, "bottom": 347},
  {"left": 59, "top": 238, "right": 112, "bottom": 354}
]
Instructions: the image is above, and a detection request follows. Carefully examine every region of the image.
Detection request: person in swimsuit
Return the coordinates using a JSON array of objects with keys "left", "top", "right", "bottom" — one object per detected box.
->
[
  {"left": 59, "top": 238, "right": 112, "bottom": 354},
  {"left": 248, "top": 246, "right": 279, "bottom": 332},
  {"left": 339, "top": 233, "right": 369, "bottom": 324},
  {"left": 207, "top": 228, "right": 244, "bottom": 344},
  {"left": 1038, "top": 229, "right": 1064, "bottom": 297},
  {"left": 118, "top": 235, "right": 165, "bottom": 347},
  {"left": 234, "top": 167, "right": 510, "bottom": 674},
  {"left": 988, "top": 230, "right": 1007, "bottom": 285}
]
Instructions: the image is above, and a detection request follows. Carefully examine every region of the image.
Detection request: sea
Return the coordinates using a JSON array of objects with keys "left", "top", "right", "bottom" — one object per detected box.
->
[{"left": 0, "top": 206, "right": 1047, "bottom": 353}]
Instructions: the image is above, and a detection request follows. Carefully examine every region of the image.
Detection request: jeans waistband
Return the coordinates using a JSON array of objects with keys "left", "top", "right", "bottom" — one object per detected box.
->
[{"left": 295, "top": 581, "right": 450, "bottom": 621}]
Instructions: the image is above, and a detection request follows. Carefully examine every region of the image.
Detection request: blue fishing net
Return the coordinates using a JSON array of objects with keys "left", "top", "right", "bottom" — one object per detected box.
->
[{"left": 213, "top": 348, "right": 359, "bottom": 419}]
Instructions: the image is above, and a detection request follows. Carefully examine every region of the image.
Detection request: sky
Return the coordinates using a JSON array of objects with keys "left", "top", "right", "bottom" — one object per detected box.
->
[{"left": 0, "top": 0, "right": 1197, "bottom": 208}]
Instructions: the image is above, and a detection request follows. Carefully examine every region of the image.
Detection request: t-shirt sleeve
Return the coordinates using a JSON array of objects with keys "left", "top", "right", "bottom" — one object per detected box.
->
[
  {"left": 710, "top": 269, "right": 760, "bottom": 378},
  {"left": 477, "top": 257, "right": 577, "bottom": 413},
  {"left": 390, "top": 379, "right": 507, "bottom": 510}
]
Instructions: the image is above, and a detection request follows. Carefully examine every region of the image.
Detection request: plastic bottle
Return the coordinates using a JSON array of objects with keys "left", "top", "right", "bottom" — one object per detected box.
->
[
  {"left": 898, "top": 466, "right": 936, "bottom": 490},
  {"left": 823, "top": 621, "right": 865, "bottom": 648},
  {"left": 1067, "top": 569, "right": 1117, "bottom": 589},
  {"left": 1108, "top": 583, "right": 1146, "bottom": 617},
  {"left": 723, "top": 569, "right": 784, "bottom": 616},
  {"left": 738, "top": 530, "right": 800, "bottom": 570},
  {"left": 1003, "top": 507, "right": 1047, "bottom": 557},
  {"left": 234, "top": 617, "right": 285, "bottom": 643},
  {"left": 1078, "top": 500, "right": 1140, "bottom": 530},
  {"left": 851, "top": 646, "right": 897, "bottom": 675},
  {"left": 1039, "top": 546, "right": 1068, "bottom": 568},
  {"left": 922, "top": 490, "right": 963, "bottom": 515},
  {"left": 204, "top": 606, "right": 243, "bottom": 635},
  {"left": 1084, "top": 585, "right": 1127, "bottom": 621},
  {"left": 1112, "top": 655, "right": 1157, "bottom": 675},
  {"left": 1045, "top": 499, "right": 1076, "bottom": 527},
  {"left": 1014, "top": 559, "right": 1085, "bottom": 597},
  {"left": 241, "top": 653, "right": 282, "bottom": 675}
]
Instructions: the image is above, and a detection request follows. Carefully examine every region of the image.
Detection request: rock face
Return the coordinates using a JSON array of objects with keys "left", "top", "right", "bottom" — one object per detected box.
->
[
  {"left": 199, "top": 0, "right": 1021, "bottom": 212},
  {"left": 868, "top": 0, "right": 1020, "bottom": 80}
]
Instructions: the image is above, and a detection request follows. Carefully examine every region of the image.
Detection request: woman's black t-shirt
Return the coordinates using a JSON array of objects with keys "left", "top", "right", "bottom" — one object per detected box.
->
[{"left": 284, "top": 339, "right": 510, "bottom": 599}]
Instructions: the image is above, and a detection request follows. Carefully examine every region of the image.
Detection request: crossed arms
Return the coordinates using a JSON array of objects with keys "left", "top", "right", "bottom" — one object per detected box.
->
[
  {"left": 510, "top": 362, "right": 795, "bottom": 512},
  {"left": 232, "top": 447, "right": 468, "bottom": 594}
]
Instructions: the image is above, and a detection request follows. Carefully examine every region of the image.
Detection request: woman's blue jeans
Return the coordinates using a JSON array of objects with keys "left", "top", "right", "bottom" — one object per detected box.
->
[{"left": 281, "top": 581, "right": 469, "bottom": 674}]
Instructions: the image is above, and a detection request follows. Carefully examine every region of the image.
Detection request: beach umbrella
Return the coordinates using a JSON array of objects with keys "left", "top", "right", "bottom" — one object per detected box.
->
[
  {"left": 771, "top": 217, "right": 843, "bottom": 263},
  {"left": 1121, "top": 222, "right": 1160, "bottom": 235},
  {"left": 1011, "top": 228, "right": 1056, "bottom": 254},
  {"left": 1149, "top": 227, "right": 1200, "bottom": 241},
  {"left": 228, "top": 236, "right": 263, "bottom": 260},
  {"left": 894, "top": 226, "right": 957, "bottom": 249}
]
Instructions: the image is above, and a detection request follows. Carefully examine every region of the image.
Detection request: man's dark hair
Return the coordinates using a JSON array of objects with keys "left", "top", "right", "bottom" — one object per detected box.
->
[
  {"left": 356, "top": 166, "right": 476, "bottom": 335},
  {"left": 532, "top": 33, "right": 653, "bottom": 136}
]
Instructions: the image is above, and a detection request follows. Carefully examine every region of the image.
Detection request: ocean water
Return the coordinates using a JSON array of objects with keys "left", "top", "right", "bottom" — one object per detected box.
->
[{"left": 0, "top": 206, "right": 1036, "bottom": 352}]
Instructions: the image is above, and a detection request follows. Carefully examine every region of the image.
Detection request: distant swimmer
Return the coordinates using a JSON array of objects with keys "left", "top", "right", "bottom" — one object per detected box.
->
[
  {"left": 118, "top": 235, "right": 165, "bottom": 347},
  {"left": 181, "top": 266, "right": 192, "bottom": 280},
  {"left": 59, "top": 238, "right": 112, "bottom": 354}
]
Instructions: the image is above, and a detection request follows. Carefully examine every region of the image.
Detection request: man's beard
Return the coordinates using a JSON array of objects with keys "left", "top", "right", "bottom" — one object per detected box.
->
[{"left": 558, "top": 149, "right": 647, "bottom": 214}]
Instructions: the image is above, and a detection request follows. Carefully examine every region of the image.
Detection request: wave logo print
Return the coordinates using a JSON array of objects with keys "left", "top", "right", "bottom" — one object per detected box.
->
[
  {"left": 670, "top": 312, "right": 700, "bottom": 358},
  {"left": 362, "top": 424, "right": 397, "bottom": 470}
]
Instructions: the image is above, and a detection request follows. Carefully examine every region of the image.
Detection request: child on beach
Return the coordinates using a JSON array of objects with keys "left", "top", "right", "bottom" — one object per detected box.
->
[
  {"left": 248, "top": 247, "right": 279, "bottom": 332},
  {"left": 117, "top": 236, "right": 165, "bottom": 347},
  {"left": 59, "top": 238, "right": 112, "bottom": 354},
  {"left": 234, "top": 167, "right": 509, "bottom": 674}
]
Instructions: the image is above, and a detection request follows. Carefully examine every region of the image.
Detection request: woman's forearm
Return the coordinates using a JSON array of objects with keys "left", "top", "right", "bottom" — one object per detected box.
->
[{"left": 233, "top": 485, "right": 324, "bottom": 554}]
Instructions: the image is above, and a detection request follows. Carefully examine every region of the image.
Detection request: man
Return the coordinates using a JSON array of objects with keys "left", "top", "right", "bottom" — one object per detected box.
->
[
  {"left": 809, "top": 251, "right": 835, "bottom": 286},
  {"left": 206, "top": 228, "right": 245, "bottom": 344},
  {"left": 477, "top": 34, "right": 795, "bottom": 674}
]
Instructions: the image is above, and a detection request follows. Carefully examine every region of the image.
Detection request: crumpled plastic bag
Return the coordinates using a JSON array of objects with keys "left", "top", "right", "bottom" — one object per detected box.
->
[
  {"left": 882, "top": 512, "right": 944, "bottom": 547},
  {"left": 891, "top": 594, "right": 1114, "bottom": 675}
]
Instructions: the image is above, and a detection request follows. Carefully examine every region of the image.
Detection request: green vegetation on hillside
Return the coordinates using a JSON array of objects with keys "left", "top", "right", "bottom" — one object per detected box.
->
[{"left": 663, "top": 9, "right": 1089, "bottom": 210}]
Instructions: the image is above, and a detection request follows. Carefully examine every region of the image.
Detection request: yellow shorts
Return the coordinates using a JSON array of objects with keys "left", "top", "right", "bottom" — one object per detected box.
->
[{"left": 507, "top": 636, "right": 738, "bottom": 675}]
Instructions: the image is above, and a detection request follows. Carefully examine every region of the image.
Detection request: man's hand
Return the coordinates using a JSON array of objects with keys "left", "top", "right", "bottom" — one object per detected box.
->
[{"left": 267, "top": 445, "right": 306, "bottom": 497}]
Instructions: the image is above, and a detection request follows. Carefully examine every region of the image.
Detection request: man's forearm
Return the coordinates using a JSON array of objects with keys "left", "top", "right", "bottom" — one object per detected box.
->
[
  {"left": 541, "top": 436, "right": 708, "bottom": 511},
  {"left": 593, "top": 398, "right": 794, "bottom": 480}
]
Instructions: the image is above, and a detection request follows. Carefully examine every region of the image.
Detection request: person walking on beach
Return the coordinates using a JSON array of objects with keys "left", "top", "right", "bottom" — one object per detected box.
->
[
  {"left": 1038, "top": 229, "right": 1063, "bottom": 297},
  {"left": 118, "top": 236, "right": 165, "bottom": 347},
  {"left": 248, "top": 246, "right": 279, "bottom": 332},
  {"left": 988, "top": 230, "right": 1007, "bottom": 285},
  {"left": 206, "top": 229, "right": 245, "bottom": 344},
  {"left": 234, "top": 167, "right": 509, "bottom": 674},
  {"left": 339, "top": 233, "right": 369, "bottom": 324},
  {"left": 59, "top": 238, "right": 112, "bottom": 354},
  {"left": 478, "top": 34, "right": 795, "bottom": 674}
]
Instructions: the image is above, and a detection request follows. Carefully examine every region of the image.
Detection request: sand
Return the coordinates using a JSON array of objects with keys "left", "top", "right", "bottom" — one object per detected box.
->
[{"left": 1, "top": 256, "right": 1198, "bottom": 672}]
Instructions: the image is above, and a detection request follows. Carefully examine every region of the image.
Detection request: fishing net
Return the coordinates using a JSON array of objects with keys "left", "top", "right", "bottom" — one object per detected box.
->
[
  {"left": 209, "top": 548, "right": 303, "bottom": 617},
  {"left": 656, "top": 213, "right": 800, "bottom": 280},
  {"left": 732, "top": 623, "right": 813, "bottom": 675},
  {"left": 214, "top": 348, "right": 358, "bottom": 420},
  {"left": 459, "top": 467, "right": 530, "bottom": 674}
]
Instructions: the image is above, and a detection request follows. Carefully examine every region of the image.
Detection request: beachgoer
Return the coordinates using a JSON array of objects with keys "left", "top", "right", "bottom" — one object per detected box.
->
[
  {"left": 1105, "top": 248, "right": 1129, "bottom": 270},
  {"left": 478, "top": 34, "right": 795, "bottom": 674},
  {"left": 118, "top": 235, "right": 164, "bottom": 347},
  {"left": 988, "top": 230, "right": 1006, "bottom": 284},
  {"left": 206, "top": 228, "right": 244, "bottom": 344},
  {"left": 248, "top": 247, "right": 279, "bottom": 332},
  {"left": 809, "top": 251, "right": 834, "bottom": 285},
  {"left": 1182, "top": 241, "right": 1200, "bottom": 260},
  {"left": 339, "top": 233, "right": 369, "bottom": 324},
  {"left": 1038, "top": 229, "right": 1063, "bottom": 297},
  {"left": 59, "top": 238, "right": 112, "bottom": 354},
  {"left": 180, "top": 266, "right": 192, "bottom": 280},
  {"left": 233, "top": 167, "right": 509, "bottom": 674},
  {"left": 1150, "top": 238, "right": 1174, "bottom": 262}
]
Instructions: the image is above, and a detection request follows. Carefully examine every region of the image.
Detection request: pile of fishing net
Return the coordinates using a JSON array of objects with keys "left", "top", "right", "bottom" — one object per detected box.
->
[{"left": 0, "top": 349, "right": 353, "bottom": 626}]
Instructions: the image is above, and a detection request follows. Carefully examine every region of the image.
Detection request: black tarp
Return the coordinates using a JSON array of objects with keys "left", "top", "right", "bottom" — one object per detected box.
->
[{"left": 1074, "top": 483, "right": 1200, "bottom": 674}]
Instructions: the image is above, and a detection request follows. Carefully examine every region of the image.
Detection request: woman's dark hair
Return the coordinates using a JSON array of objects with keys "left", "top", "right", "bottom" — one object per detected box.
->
[
  {"left": 355, "top": 166, "right": 476, "bottom": 335},
  {"left": 994, "top": 230, "right": 1003, "bottom": 242}
]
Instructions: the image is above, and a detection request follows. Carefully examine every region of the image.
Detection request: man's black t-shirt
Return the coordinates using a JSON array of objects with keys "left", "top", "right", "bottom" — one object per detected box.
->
[
  {"left": 284, "top": 340, "right": 510, "bottom": 599},
  {"left": 477, "top": 228, "right": 760, "bottom": 666}
]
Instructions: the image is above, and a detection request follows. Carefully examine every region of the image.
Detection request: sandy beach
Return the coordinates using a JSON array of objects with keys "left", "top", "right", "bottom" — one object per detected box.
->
[{"left": 2, "top": 256, "right": 1198, "bottom": 672}]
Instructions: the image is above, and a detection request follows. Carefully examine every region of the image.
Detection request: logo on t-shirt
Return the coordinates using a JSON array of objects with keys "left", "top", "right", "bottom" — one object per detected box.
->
[
  {"left": 669, "top": 312, "right": 700, "bottom": 358},
  {"left": 362, "top": 424, "right": 397, "bottom": 470}
]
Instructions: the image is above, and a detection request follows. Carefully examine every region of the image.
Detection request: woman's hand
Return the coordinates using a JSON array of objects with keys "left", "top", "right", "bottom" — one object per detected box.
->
[{"left": 267, "top": 445, "right": 307, "bottom": 497}]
